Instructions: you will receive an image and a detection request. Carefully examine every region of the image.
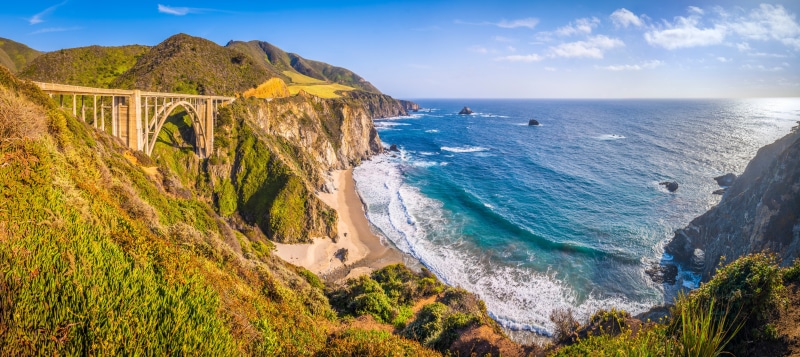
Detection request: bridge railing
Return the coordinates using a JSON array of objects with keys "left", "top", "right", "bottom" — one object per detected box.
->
[{"left": 32, "top": 81, "right": 236, "bottom": 101}]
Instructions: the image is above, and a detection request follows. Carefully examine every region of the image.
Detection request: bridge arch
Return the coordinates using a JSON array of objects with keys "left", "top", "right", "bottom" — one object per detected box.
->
[{"left": 146, "top": 100, "right": 208, "bottom": 157}]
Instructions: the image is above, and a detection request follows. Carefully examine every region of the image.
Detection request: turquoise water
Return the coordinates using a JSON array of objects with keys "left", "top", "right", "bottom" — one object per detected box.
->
[{"left": 353, "top": 98, "right": 800, "bottom": 334}]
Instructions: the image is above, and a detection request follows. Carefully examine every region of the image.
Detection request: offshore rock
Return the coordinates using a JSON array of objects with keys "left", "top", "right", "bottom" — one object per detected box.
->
[
  {"left": 528, "top": 119, "right": 540, "bottom": 126},
  {"left": 660, "top": 181, "right": 679, "bottom": 192},
  {"left": 664, "top": 129, "right": 800, "bottom": 280},
  {"left": 712, "top": 188, "right": 726, "bottom": 195},
  {"left": 714, "top": 173, "right": 737, "bottom": 187},
  {"left": 389, "top": 144, "right": 399, "bottom": 152},
  {"left": 459, "top": 106, "right": 473, "bottom": 115},
  {"left": 645, "top": 263, "right": 678, "bottom": 285}
]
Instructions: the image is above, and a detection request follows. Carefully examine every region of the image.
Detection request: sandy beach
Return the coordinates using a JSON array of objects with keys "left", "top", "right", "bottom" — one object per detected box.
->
[{"left": 274, "top": 169, "right": 409, "bottom": 282}]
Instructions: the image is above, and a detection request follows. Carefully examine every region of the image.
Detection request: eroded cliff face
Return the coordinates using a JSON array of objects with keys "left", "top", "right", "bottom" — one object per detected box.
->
[
  {"left": 202, "top": 91, "right": 402, "bottom": 243},
  {"left": 665, "top": 128, "right": 800, "bottom": 279}
]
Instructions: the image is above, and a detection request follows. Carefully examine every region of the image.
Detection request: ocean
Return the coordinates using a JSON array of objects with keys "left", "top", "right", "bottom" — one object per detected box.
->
[{"left": 352, "top": 98, "right": 800, "bottom": 335}]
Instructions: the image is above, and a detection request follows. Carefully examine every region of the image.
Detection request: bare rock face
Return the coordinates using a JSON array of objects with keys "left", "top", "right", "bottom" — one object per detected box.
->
[
  {"left": 459, "top": 106, "right": 473, "bottom": 115},
  {"left": 528, "top": 119, "right": 540, "bottom": 126},
  {"left": 714, "top": 173, "right": 737, "bottom": 187},
  {"left": 665, "top": 129, "right": 800, "bottom": 280}
]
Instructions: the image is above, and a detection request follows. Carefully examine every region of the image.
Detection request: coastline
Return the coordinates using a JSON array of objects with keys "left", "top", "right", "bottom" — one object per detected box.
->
[{"left": 273, "top": 168, "right": 413, "bottom": 282}]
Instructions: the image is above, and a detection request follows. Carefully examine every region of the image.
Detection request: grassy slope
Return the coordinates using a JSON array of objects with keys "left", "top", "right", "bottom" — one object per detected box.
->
[
  {"left": 227, "top": 40, "right": 381, "bottom": 94},
  {"left": 0, "top": 66, "right": 420, "bottom": 356},
  {"left": 0, "top": 37, "right": 42, "bottom": 73},
  {"left": 19, "top": 45, "right": 149, "bottom": 88}
]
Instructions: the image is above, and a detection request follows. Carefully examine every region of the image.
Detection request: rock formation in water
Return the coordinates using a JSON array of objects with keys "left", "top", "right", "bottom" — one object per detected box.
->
[
  {"left": 665, "top": 128, "right": 800, "bottom": 280},
  {"left": 660, "top": 181, "right": 679, "bottom": 192},
  {"left": 714, "top": 173, "right": 737, "bottom": 187},
  {"left": 528, "top": 119, "right": 540, "bottom": 126},
  {"left": 458, "top": 106, "right": 473, "bottom": 115}
]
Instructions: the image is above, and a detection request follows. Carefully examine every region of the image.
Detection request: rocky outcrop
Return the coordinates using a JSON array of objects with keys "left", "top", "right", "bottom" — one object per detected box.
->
[
  {"left": 528, "top": 119, "right": 540, "bottom": 126},
  {"left": 660, "top": 181, "right": 679, "bottom": 192},
  {"left": 341, "top": 90, "right": 408, "bottom": 118},
  {"left": 665, "top": 129, "right": 800, "bottom": 280},
  {"left": 459, "top": 106, "right": 473, "bottom": 115},
  {"left": 398, "top": 100, "right": 420, "bottom": 112},
  {"left": 714, "top": 173, "right": 737, "bottom": 187}
]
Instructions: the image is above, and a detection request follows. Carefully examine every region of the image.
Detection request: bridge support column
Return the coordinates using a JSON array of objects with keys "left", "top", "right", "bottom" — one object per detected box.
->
[{"left": 204, "top": 98, "right": 214, "bottom": 158}]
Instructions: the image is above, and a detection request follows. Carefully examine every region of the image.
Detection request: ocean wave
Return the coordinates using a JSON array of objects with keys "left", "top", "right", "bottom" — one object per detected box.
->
[
  {"left": 375, "top": 122, "right": 411, "bottom": 127},
  {"left": 596, "top": 134, "right": 626, "bottom": 140},
  {"left": 353, "top": 155, "right": 658, "bottom": 334},
  {"left": 441, "top": 146, "right": 489, "bottom": 153},
  {"left": 425, "top": 129, "right": 440, "bottom": 133}
]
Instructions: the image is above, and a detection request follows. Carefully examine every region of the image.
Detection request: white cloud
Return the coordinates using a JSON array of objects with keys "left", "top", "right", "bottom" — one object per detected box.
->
[
  {"left": 610, "top": 9, "right": 643, "bottom": 28},
  {"left": 497, "top": 18, "right": 540, "bottom": 29},
  {"left": 455, "top": 18, "right": 539, "bottom": 30},
  {"left": 549, "top": 35, "right": 624, "bottom": 59},
  {"left": 644, "top": 14, "right": 726, "bottom": 49},
  {"left": 495, "top": 54, "right": 544, "bottom": 62},
  {"left": 158, "top": 4, "right": 197, "bottom": 16},
  {"left": 29, "top": 1, "right": 67, "bottom": 25},
  {"left": 740, "top": 64, "right": 785, "bottom": 71},
  {"left": 716, "top": 57, "right": 731, "bottom": 62},
  {"left": 736, "top": 42, "right": 751, "bottom": 52},
  {"left": 596, "top": 60, "right": 664, "bottom": 71},
  {"left": 30, "top": 26, "right": 80, "bottom": 35},
  {"left": 544, "top": 67, "right": 557, "bottom": 71},
  {"left": 688, "top": 6, "right": 705, "bottom": 16},
  {"left": 728, "top": 4, "right": 800, "bottom": 49},
  {"left": 507, "top": 46, "right": 517, "bottom": 52},
  {"left": 555, "top": 17, "right": 600, "bottom": 36}
]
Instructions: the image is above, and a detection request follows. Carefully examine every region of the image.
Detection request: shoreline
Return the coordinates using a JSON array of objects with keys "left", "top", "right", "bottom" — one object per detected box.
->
[{"left": 274, "top": 168, "right": 414, "bottom": 283}]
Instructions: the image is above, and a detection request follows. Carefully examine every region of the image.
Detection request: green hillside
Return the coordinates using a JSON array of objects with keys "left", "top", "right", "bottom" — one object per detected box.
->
[
  {"left": 113, "top": 34, "right": 273, "bottom": 95},
  {"left": 227, "top": 40, "right": 382, "bottom": 94},
  {"left": 0, "top": 37, "right": 42, "bottom": 73},
  {"left": 19, "top": 45, "right": 148, "bottom": 88}
]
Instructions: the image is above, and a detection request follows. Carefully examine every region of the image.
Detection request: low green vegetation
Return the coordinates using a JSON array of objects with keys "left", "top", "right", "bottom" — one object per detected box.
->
[
  {"left": 20, "top": 45, "right": 148, "bottom": 88},
  {"left": 552, "top": 253, "right": 793, "bottom": 357},
  {"left": 0, "top": 37, "right": 42, "bottom": 73}
]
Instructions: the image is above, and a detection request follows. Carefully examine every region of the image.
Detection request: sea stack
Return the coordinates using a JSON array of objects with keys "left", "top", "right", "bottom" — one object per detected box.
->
[
  {"left": 528, "top": 119, "right": 540, "bottom": 126},
  {"left": 660, "top": 181, "right": 679, "bottom": 192},
  {"left": 458, "top": 106, "right": 473, "bottom": 115}
]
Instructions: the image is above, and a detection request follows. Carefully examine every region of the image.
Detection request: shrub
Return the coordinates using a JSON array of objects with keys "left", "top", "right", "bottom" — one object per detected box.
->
[
  {"left": 784, "top": 258, "right": 800, "bottom": 283},
  {"left": 550, "top": 308, "right": 579, "bottom": 342},
  {"left": 0, "top": 86, "right": 47, "bottom": 142},
  {"left": 318, "top": 328, "right": 439, "bottom": 357}
]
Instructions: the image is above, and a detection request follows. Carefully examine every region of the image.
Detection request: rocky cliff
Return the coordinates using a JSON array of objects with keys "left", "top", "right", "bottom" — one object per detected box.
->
[
  {"left": 399, "top": 99, "right": 420, "bottom": 112},
  {"left": 665, "top": 127, "right": 800, "bottom": 279}
]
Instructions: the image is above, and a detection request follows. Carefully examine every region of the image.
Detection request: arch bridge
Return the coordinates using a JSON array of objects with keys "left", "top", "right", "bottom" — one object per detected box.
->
[{"left": 34, "top": 82, "right": 236, "bottom": 158}]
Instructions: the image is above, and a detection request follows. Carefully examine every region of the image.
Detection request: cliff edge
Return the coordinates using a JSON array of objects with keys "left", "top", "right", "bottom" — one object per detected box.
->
[{"left": 665, "top": 126, "right": 800, "bottom": 280}]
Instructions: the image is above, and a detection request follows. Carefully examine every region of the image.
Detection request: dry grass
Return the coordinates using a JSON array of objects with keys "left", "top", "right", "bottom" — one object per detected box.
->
[
  {"left": 243, "top": 78, "right": 291, "bottom": 99},
  {"left": 0, "top": 86, "right": 47, "bottom": 141},
  {"left": 288, "top": 83, "right": 356, "bottom": 99},
  {"left": 282, "top": 70, "right": 325, "bottom": 84}
]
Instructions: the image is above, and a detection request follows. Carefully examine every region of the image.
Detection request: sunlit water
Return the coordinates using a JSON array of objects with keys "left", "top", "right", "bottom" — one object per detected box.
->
[{"left": 353, "top": 98, "right": 800, "bottom": 334}]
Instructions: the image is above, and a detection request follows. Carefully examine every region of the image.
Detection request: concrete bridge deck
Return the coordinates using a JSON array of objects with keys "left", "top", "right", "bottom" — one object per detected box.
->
[{"left": 34, "top": 81, "right": 236, "bottom": 158}]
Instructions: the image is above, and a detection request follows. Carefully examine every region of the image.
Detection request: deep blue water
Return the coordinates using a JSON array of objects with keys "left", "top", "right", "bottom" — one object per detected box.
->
[{"left": 352, "top": 98, "right": 800, "bottom": 334}]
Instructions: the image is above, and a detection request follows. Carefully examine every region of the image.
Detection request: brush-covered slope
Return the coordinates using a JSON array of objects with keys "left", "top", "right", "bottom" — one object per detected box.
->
[
  {"left": 19, "top": 45, "right": 149, "bottom": 88},
  {"left": 0, "top": 63, "right": 441, "bottom": 356},
  {"left": 113, "top": 34, "right": 272, "bottom": 95},
  {"left": 227, "top": 40, "right": 381, "bottom": 94},
  {"left": 0, "top": 37, "right": 42, "bottom": 73}
]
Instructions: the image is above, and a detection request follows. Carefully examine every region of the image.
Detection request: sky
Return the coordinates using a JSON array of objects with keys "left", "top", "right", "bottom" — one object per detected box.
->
[{"left": 1, "top": 0, "right": 799, "bottom": 98}]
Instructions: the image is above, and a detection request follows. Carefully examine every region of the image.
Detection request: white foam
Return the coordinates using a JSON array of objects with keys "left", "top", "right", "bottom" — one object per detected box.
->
[
  {"left": 418, "top": 151, "right": 439, "bottom": 156},
  {"left": 441, "top": 146, "right": 489, "bottom": 153},
  {"left": 425, "top": 129, "right": 440, "bottom": 133},
  {"left": 596, "top": 134, "right": 626, "bottom": 141},
  {"left": 375, "top": 122, "right": 411, "bottom": 127},
  {"left": 353, "top": 156, "right": 660, "bottom": 334}
]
